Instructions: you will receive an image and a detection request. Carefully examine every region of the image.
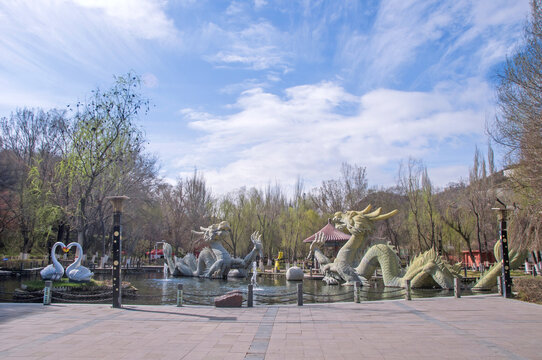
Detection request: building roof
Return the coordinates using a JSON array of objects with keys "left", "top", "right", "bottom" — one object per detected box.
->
[{"left": 303, "top": 219, "right": 351, "bottom": 243}]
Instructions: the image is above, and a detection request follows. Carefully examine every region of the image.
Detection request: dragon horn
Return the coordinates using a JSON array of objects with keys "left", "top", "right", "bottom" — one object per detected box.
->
[
  {"left": 373, "top": 209, "right": 399, "bottom": 221},
  {"left": 360, "top": 204, "right": 372, "bottom": 214},
  {"left": 365, "top": 207, "right": 382, "bottom": 218}
]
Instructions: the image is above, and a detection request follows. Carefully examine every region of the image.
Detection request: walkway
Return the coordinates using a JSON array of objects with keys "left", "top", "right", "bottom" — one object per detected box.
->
[{"left": 0, "top": 294, "right": 540, "bottom": 359}]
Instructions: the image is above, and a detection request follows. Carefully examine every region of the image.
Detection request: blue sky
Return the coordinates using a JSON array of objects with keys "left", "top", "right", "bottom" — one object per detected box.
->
[{"left": 0, "top": 0, "right": 531, "bottom": 194}]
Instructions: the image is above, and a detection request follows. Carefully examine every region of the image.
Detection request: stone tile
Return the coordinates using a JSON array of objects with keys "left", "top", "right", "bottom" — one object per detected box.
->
[{"left": 0, "top": 295, "right": 541, "bottom": 359}]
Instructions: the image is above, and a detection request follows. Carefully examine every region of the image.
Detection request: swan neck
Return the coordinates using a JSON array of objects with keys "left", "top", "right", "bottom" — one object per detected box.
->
[
  {"left": 66, "top": 243, "right": 83, "bottom": 273},
  {"left": 52, "top": 242, "right": 64, "bottom": 272}
]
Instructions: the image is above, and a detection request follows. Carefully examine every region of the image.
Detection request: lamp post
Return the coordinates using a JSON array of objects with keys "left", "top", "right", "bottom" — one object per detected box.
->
[
  {"left": 107, "top": 196, "right": 129, "bottom": 308},
  {"left": 492, "top": 205, "right": 513, "bottom": 298}
]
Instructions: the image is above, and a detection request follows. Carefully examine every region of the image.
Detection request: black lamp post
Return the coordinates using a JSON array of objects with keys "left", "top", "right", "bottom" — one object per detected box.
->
[
  {"left": 492, "top": 205, "right": 513, "bottom": 298},
  {"left": 107, "top": 196, "right": 129, "bottom": 308}
]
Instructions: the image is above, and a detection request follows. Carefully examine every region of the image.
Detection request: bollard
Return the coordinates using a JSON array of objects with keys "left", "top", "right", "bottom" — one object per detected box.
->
[
  {"left": 354, "top": 281, "right": 361, "bottom": 303},
  {"left": 297, "top": 283, "right": 303, "bottom": 306},
  {"left": 43, "top": 280, "right": 52, "bottom": 305},
  {"left": 247, "top": 284, "right": 253, "bottom": 308},
  {"left": 497, "top": 276, "right": 502, "bottom": 296},
  {"left": 176, "top": 284, "right": 183, "bottom": 307},
  {"left": 454, "top": 278, "right": 461, "bottom": 298},
  {"left": 405, "top": 279, "right": 411, "bottom": 301}
]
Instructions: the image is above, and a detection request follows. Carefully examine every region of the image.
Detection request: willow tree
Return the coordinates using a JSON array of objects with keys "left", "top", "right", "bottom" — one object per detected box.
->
[
  {"left": 60, "top": 74, "right": 148, "bottom": 250},
  {"left": 0, "top": 108, "right": 67, "bottom": 255}
]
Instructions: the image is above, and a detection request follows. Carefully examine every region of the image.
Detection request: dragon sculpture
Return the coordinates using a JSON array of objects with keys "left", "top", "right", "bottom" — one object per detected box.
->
[
  {"left": 163, "top": 221, "right": 263, "bottom": 279},
  {"left": 316, "top": 205, "right": 398, "bottom": 285},
  {"left": 309, "top": 205, "right": 461, "bottom": 288},
  {"left": 356, "top": 244, "right": 462, "bottom": 288},
  {"left": 473, "top": 240, "right": 527, "bottom": 290}
]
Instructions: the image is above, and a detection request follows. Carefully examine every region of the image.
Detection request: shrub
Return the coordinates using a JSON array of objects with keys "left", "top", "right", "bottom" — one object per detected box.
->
[{"left": 513, "top": 277, "right": 542, "bottom": 304}]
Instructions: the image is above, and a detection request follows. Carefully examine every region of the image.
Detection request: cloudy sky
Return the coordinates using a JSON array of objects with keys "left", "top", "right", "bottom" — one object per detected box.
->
[{"left": 0, "top": 0, "right": 531, "bottom": 194}]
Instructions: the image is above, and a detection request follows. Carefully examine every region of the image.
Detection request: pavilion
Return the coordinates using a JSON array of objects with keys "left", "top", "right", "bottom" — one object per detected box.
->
[{"left": 303, "top": 219, "right": 350, "bottom": 256}]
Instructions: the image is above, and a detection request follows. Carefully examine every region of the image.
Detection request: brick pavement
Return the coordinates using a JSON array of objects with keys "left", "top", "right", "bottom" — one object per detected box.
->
[{"left": 0, "top": 294, "right": 541, "bottom": 359}]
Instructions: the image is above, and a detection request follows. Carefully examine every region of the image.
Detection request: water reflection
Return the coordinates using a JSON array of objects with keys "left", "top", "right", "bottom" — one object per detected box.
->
[
  {"left": 0, "top": 272, "right": 484, "bottom": 305},
  {"left": 94, "top": 272, "right": 477, "bottom": 305}
]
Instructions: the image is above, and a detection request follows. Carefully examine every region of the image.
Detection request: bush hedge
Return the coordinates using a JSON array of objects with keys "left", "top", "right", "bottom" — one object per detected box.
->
[{"left": 513, "top": 277, "right": 542, "bottom": 304}]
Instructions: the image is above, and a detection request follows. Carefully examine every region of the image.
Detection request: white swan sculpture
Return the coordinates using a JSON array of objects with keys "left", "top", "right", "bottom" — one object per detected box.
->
[
  {"left": 66, "top": 242, "right": 94, "bottom": 282},
  {"left": 40, "top": 242, "right": 68, "bottom": 281}
]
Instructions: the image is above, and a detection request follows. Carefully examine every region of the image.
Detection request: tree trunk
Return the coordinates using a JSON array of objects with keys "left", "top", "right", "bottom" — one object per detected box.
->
[
  {"left": 49, "top": 222, "right": 65, "bottom": 262},
  {"left": 77, "top": 197, "right": 86, "bottom": 257},
  {"left": 20, "top": 223, "right": 32, "bottom": 255}
]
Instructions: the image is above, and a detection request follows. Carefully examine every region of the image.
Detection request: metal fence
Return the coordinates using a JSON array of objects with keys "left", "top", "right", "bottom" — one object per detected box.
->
[{"left": 0, "top": 278, "right": 471, "bottom": 306}]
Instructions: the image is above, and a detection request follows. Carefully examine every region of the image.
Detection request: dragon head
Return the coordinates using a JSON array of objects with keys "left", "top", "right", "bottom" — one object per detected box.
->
[
  {"left": 331, "top": 205, "right": 398, "bottom": 235},
  {"left": 192, "top": 221, "right": 231, "bottom": 244}
]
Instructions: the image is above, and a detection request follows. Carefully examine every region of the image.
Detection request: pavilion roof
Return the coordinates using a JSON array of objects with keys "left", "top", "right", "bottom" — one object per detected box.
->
[{"left": 303, "top": 219, "right": 351, "bottom": 243}]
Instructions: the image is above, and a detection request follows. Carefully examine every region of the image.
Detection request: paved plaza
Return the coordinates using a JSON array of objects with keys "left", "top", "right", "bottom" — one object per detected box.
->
[{"left": 0, "top": 294, "right": 541, "bottom": 359}]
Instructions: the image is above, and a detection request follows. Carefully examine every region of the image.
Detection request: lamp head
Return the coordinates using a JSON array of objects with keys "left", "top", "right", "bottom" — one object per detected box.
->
[{"left": 107, "top": 195, "right": 130, "bottom": 213}]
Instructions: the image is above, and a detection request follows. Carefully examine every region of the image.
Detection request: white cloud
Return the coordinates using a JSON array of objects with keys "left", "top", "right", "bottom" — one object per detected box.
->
[
  {"left": 172, "top": 78, "right": 492, "bottom": 194},
  {"left": 142, "top": 73, "right": 159, "bottom": 88},
  {"left": 204, "top": 21, "right": 291, "bottom": 71},
  {"left": 73, "top": 0, "right": 180, "bottom": 42},
  {"left": 254, "top": 0, "right": 267, "bottom": 10},
  {"left": 0, "top": 0, "right": 179, "bottom": 114},
  {"left": 338, "top": 0, "right": 529, "bottom": 87},
  {"left": 339, "top": 0, "right": 454, "bottom": 84}
]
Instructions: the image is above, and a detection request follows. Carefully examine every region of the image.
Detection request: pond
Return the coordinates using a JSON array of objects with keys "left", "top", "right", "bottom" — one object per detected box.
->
[{"left": 0, "top": 271, "right": 483, "bottom": 305}]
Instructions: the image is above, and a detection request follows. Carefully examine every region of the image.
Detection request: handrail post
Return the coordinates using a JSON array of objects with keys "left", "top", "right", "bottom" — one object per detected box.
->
[
  {"left": 454, "top": 278, "right": 461, "bottom": 298},
  {"left": 354, "top": 281, "right": 361, "bottom": 303},
  {"left": 176, "top": 284, "right": 183, "bottom": 307},
  {"left": 43, "top": 280, "right": 52, "bottom": 305},
  {"left": 247, "top": 284, "right": 253, "bottom": 308},
  {"left": 405, "top": 279, "right": 411, "bottom": 301},
  {"left": 297, "top": 283, "right": 303, "bottom": 306}
]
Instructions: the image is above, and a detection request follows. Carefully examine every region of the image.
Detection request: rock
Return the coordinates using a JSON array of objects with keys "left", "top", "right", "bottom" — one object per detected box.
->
[
  {"left": 227, "top": 269, "right": 247, "bottom": 278},
  {"left": 214, "top": 290, "right": 244, "bottom": 307},
  {"left": 286, "top": 266, "right": 304, "bottom": 281}
]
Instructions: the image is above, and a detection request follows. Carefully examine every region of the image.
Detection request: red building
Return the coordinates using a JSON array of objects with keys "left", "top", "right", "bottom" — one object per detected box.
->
[{"left": 462, "top": 250, "right": 496, "bottom": 268}]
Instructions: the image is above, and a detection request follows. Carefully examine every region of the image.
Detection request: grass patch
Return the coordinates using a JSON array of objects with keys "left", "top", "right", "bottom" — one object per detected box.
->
[
  {"left": 513, "top": 277, "right": 542, "bottom": 304},
  {"left": 23, "top": 278, "right": 105, "bottom": 292}
]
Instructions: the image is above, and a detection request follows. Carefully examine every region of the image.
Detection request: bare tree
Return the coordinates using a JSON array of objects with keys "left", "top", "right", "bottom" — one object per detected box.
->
[
  {"left": 398, "top": 158, "right": 438, "bottom": 252},
  {"left": 489, "top": 0, "right": 542, "bottom": 249},
  {"left": 311, "top": 162, "right": 368, "bottom": 214}
]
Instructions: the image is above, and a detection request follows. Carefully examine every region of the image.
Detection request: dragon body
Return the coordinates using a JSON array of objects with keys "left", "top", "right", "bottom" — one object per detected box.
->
[
  {"left": 163, "top": 221, "right": 262, "bottom": 279},
  {"left": 308, "top": 205, "right": 461, "bottom": 288},
  {"left": 473, "top": 240, "right": 527, "bottom": 290},
  {"left": 357, "top": 245, "right": 461, "bottom": 289}
]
